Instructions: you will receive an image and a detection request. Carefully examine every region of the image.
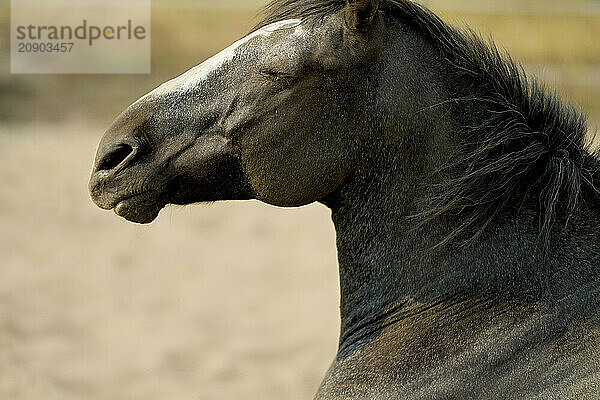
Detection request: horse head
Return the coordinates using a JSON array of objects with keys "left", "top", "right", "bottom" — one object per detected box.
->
[{"left": 89, "top": 0, "right": 382, "bottom": 223}]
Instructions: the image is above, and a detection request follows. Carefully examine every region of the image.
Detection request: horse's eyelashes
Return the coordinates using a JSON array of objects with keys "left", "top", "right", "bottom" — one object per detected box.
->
[{"left": 260, "top": 70, "right": 297, "bottom": 83}]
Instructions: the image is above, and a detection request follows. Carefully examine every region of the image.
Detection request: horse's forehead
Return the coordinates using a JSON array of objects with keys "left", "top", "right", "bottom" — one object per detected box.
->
[
  {"left": 185, "top": 18, "right": 306, "bottom": 82},
  {"left": 135, "top": 19, "right": 306, "bottom": 103}
]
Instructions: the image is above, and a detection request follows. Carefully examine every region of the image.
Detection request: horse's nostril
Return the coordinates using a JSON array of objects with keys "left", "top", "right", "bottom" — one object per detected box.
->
[{"left": 98, "top": 144, "right": 134, "bottom": 171}]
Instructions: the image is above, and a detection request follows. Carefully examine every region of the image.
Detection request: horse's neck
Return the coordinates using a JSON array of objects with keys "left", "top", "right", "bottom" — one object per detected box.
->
[
  {"left": 325, "top": 155, "right": 599, "bottom": 355},
  {"left": 322, "top": 29, "right": 600, "bottom": 355}
]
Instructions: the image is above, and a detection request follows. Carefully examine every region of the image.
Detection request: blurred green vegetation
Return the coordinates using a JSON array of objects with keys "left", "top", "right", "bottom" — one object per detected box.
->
[
  {"left": 0, "top": 0, "right": 598, "bottom": 126},
  {"left": 438, "top": 10, "right": 600, "bottom": 126}
]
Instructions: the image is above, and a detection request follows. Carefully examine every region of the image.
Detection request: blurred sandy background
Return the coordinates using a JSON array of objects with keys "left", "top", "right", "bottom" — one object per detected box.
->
[{"left": 0, "top": 1, "right": 599, "bottom": 399}]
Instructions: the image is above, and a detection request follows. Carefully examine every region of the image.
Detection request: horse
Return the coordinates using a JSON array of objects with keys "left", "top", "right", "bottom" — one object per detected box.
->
[{"left": 89, "top": 0, "right": 600, "bottom": 398}]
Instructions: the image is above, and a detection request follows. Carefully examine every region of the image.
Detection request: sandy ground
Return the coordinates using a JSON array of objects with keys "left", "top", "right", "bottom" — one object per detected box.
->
[{"left": 0, "top": 121, "right": 340, "bottom": 400}]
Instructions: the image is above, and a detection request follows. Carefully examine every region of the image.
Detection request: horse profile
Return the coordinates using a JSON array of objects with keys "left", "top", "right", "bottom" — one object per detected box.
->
[{"left": 89, "top": 0, "right": 600, "bottom": 398}]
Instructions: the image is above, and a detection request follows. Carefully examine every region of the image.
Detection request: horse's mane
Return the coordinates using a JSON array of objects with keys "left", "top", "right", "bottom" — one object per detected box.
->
[{"left": 258, "top": 0, "right": 600, "bottom": 250}]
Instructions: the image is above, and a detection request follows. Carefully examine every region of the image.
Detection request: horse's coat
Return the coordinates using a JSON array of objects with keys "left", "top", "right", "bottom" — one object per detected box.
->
[{"left": 90, "top": 0, "right": 600, "bottom": 398}]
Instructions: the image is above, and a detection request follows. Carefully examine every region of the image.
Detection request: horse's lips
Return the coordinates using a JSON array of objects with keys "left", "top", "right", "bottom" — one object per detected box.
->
[
  {"left": 113, "top": 192, "right": 160, "bottom": 224},
  {"left": 113, "top": 198, "right": 134, "bottom": 216}
]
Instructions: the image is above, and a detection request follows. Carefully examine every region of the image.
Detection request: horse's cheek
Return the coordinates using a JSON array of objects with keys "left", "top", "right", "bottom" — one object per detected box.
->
[{"left": 243, "top": 149, "right": 347, "bottom": 207}]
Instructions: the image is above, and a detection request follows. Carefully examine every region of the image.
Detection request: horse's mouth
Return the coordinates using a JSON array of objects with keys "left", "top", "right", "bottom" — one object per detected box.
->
[{"left": 113, "top": 190, "right": 165, "bottom": 224}]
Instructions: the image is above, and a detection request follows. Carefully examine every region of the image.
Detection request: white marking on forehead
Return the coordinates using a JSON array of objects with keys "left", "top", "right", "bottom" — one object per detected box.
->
[{"left": 132, "top": 19, "right": 302, "bottom": 105}]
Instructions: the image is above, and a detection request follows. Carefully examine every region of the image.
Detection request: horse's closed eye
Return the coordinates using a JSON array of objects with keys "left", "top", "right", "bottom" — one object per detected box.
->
[{"left": 260, "top": 70, "right": 298, "bottom": 84}]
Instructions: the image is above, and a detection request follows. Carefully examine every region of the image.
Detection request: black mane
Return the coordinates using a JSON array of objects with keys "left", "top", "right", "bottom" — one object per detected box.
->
[{"left": 258, "top": 0, "right": 600, "bottom": 250}]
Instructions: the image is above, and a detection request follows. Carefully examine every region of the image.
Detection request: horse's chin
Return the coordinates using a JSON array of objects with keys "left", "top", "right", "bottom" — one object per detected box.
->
[{"left": 113, "top": 192, "right": 165, "bottom": 224}]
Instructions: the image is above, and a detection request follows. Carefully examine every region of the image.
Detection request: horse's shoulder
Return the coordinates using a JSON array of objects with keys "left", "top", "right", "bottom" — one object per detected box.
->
[{"left": 316, "top": 301, "right": 600, "bottom": 399}]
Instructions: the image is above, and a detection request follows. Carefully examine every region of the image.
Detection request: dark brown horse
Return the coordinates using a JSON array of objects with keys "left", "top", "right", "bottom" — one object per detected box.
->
[{"left": 90, "top": 0, "right": 600, "bottom": 398}]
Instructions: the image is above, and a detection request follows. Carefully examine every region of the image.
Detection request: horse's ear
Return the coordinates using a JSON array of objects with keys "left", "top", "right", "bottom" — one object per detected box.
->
[{"left": 345, "top": 0, "right": 379, "bottom": 32}]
